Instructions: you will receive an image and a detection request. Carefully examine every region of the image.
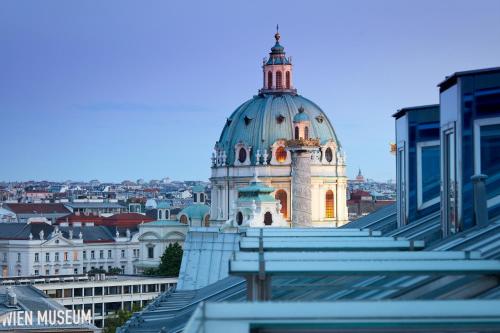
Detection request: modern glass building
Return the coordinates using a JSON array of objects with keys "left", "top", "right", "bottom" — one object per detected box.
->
[
  {"left": 438, "top": 67, "right": 500, "bottom": 235},
  {"left": 394, "top": 105, "right": 441, "bottom": 226}
]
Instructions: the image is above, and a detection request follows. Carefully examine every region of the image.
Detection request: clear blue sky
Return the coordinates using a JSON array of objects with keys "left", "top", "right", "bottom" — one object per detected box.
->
[{"left": 1, "top": 0, "right": 499, "bottom": 182}]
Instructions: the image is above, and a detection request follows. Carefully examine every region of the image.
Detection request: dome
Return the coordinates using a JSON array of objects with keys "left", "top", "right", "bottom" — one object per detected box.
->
[
  {"left": 178, "top": 204, "right": 210, "bottom": 221},
  {"left": 293, "top": 107, "right": 310, "bottom": 122},
  {"left": 217, "top": 94, "right": 340, "bottom": 166}
]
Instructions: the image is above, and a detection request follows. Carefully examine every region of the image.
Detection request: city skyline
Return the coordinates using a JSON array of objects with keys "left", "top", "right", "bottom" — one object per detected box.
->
[{"left": 1, "top": 0, "right": 500, "bottom": 182}]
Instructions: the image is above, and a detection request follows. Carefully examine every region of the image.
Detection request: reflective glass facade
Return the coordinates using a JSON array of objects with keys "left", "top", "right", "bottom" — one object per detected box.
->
[
  {"left": 394, "top": 105, "right": 440, "bottom": 225},
  {"left": 439, "top": 68, "right": 500, "bottom": 233}
]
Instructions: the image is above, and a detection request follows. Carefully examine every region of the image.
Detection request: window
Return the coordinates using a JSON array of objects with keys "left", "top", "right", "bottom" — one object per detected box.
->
[
  {"left": 275, "top": 190, "right": 288, "bottom": 219},
  {"left": 325, "top": 190, "right": 334, "bottom": 218},
  {"left": 238, "top": 148, "right": 247, "bottom": 163},
  {"left": 34, "top": 270, "right": 39, "bottom": 276},
  {"left": 275, "top": 147, "right": 287, "bottom": 163},
  {"left": 83, "top": 267, "right": 87, "bottom": 274},
  {"left": 443, "top": 128, "right": 457, "bottom": 234},
  {"left": 121, "top": 250, "right": 125, "bottom": 258},
  {"left": 74, "top": 268, "right": 78, "bottom": 275},
  {"left": 17, "top": 253, "right": 21, "bottom": 262},
  {"left": 204, "top": 214, "right": 210, "bottom": 227},
  {"left": 200, "top": 193, "right": 205, "bottom": 203},
  {"left": 34, "top": 253, "right": 39, "bottom": 263},
  {"left": 276, "top": 71, "right": 282, "bottom": 89},
  {"left": 73, "top": 251, "right": 78, "bottom": 261},
  {"left": 99, "top": 250, "right": 104, "bottom": 259},
  {"left": 91, "top": 251, "right": 95, "bottom": 259},
  {"left": 474, "top": 119, "right": 500, "bottom": 208},
  {"left": 286, "top": 71, "right": 290, "bottom": 89},
  {"left": 121, "top": 265, "right": 125, "bottom": 274},
  {"left": 158, "top": 210, "right": 163, "bottom": 219},
  {"left": 180, "top": 215, "right": 188, "bottom": 224},
  {"left": 295, "top": 126, "right": 299, "bottom": 140},
  {"left": 83, "top": 251, "right": 87, "bottom": 260},
  {"left": 45, "top": 269, "right": 50, "bottom": 275},
  {"left": 324, "top": 147, "right": 333, "bottom": 162},
  {"left": 397, "top": 145, "right": 407, "bottom": 226},
  {"left": 108, "top": 250, "right": 112, "bottom": 259},
  {"left": 54, "top": 252, "right": 59, "bottom": 262},
  {"left": 64, "top": 252, "right": 68, "bottom": 261},
  {"left": 267, "top": 71, "right": 272, "bottom": 89},
  {"left": 236, "top": 212, "right": 243, "bottom": 226},
  {"left": 148, "top": 246, "right": 154, "bottom": 259},
  {"left": 165, "top": 210, "right": 170, "bottom": 219},
  {"left": 17, "top": 270, "right": 21, "bottom": 276},
  {"left": 304, "top": 126, "right": 309, "bottom": 139},
  {"left": 264, "top": 212, "right": 273, "bottom": 225},
  {"left": 54, "top": 269, "right": 59, "bottom": 275},
  {"left": 417, "top": 141, "right": 440, "bottom": 209}
]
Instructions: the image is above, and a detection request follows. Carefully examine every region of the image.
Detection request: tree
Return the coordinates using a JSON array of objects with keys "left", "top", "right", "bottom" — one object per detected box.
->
[
  {"left": 107, "top": 267, "right": 122, "bottom": 275},
  {"left": 103, "top": 305, "right": 141, "bottom": 333},
  {"left": 158, "top": 242, "right": 183, "bottom": 276}
]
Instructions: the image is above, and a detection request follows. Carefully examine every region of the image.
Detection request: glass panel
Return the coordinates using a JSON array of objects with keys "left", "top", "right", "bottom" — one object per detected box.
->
[
  {"left": 480, "top": 124, "right": 500, "bottom": 201},
  {"left": 421, "top": 145, "right": 440, "bottom": 203},
  {"left": 445, "top": 131, "right": 457, "bottom": 233}
]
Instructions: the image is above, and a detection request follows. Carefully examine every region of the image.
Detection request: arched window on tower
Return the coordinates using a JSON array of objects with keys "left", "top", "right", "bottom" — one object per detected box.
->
[
  {"left": 304, "top": 127, "right": 309, "bottom": 139},
  {"left": 180, "top": 215, "right": 188, "bottom": 224},
  {"left": 268, "top": 71, "right": 273, "bottom": 89},
  {"left": 325, "top": 190, "right": 335, "bottom": 218},
  {"left": 295, "top": 126, "right": 299, "bottom": 140},
  {"left": 286, "top": 71, "right": 290, "bottom": 89},
  {"left": 276, "top": 71, "right": 283, "bottom": 89},
  {"left": 275, "top": 190, "right": 288, "bottom": 219}
]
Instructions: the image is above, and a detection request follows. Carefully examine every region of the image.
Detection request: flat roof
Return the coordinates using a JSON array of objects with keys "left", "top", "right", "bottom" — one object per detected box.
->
[
  {"left": 229, "top": 259, "right": 500, "bottom": 276},
  {"left": 392, "top": 104, "right": 439, "bottom": 119},
  {"left": 185, "top": 300, "right": 500, "bottom": 333},
  {"left": 438, "top": 66, "right": 500, "bottom": 91}
]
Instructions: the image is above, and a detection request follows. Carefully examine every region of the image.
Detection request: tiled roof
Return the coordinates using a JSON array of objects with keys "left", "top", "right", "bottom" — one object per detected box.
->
[{"left": 4, "top": 203, "right": 71, "bottom": 215}]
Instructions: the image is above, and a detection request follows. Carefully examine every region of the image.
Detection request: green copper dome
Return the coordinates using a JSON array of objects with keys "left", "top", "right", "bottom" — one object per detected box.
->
[{"left": 216, "top": 94, "right": 340, "bottom": 166}]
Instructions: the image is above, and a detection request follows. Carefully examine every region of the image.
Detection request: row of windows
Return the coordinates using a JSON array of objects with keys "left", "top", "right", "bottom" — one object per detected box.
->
[
  {"left": 267, "top": 70, "right": 291, "bottom": 89},
  {"left": 31, "top": 249, "right": 136, "bottom": 263},
  {"left": 273, "top": 189, "right": 335, "bottom": 219},
  {"left": 237, "top": 146, "right": 335, "bottom": 164},
  {"left": 45, "top": 283, "right": 169, "bottom": 299}
]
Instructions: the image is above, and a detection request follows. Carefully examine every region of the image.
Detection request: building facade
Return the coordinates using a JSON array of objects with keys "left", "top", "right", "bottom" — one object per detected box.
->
[{"left": 0, "top": 221, "right": 141, "bottom": 277}]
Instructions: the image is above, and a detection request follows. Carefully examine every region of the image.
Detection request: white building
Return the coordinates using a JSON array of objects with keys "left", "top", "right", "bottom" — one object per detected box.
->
[
  {"left": 0, "top": 221, "right": 141, "bottom": 277},
  {"left": 135, "top": 220, "right": 188, "bottom": 273},
  {"left": 1, "top": 274, "right": 177, "bottom": 329}
]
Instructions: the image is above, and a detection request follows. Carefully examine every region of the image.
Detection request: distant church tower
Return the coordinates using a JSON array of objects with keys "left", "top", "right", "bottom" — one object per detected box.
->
[{"left": 210, "top": 28, "right": 348, "bottom": 227}]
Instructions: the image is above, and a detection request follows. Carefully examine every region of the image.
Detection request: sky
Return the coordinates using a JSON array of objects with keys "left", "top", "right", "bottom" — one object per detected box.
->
[{"left": 1, "top": 0, "right": 500, "bottom": 183}]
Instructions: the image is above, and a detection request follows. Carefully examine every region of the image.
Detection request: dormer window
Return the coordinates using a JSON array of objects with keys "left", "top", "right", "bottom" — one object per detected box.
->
[
  {"left": 325, "top": 147, "right": 333, "bottom": 162},
  {"left": 276, "top": 114, "right": 285, "bottom": 124},
  {"left": 238, "top": 148, "right": 247, "bottom": 163},
  {"left": 244, "top": 116, "right": 252, "bottom": 126}
]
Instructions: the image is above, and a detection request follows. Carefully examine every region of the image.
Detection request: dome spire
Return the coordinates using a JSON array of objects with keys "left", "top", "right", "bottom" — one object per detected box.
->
[{"left": 259, "top": 26, "right": 296, "bottom": 95}]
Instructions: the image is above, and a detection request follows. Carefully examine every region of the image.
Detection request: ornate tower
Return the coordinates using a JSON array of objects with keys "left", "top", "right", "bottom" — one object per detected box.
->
[
  {"left": 287, "top": 109, "right": 320, "bottom": 227},
  {"left": 259, "top": 26, "right": 296, "bottom": 95}
]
